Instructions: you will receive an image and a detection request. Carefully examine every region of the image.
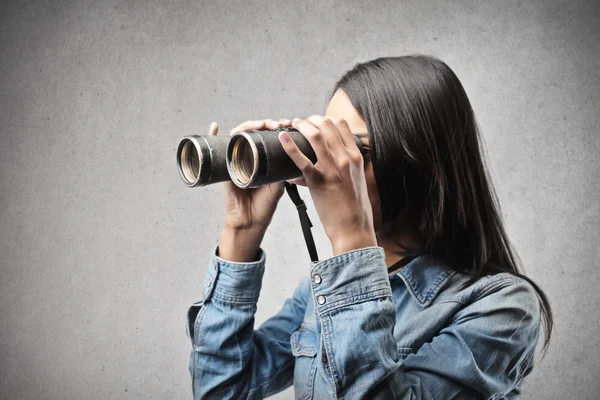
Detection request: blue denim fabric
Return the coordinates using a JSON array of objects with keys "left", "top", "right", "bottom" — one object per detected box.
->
[{"left": 187, "top": 245, "right": 541, "bottom": 399}]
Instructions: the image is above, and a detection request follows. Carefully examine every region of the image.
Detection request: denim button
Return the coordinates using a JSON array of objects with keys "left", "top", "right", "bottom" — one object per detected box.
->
[
  {"left": 312, "top": 274, "right": 322, "bottom": 284},
  {"left": 317, "top": 295, "right": 326, "bottom": 305}
]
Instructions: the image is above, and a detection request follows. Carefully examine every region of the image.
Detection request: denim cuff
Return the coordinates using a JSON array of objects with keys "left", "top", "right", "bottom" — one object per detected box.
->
[
  {"left": 308, "top": 245, "right": 392, "bottom": 314},
  {"left": 202, "top": 244, "right": 266, "bottom": 305}
]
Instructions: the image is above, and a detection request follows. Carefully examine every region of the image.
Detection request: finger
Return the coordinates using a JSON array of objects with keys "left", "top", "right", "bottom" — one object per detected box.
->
[
  {"left": 291, "top": 118, "right": 333, "bottom": 168},
  {"left": 208, "top": 122, "right": 219, "bottom": 136},
  {"left": 329, "top": 117, "right": 360, "bottom": 156},
  {"left": 306, "top": 115, "right": 345, "bottom": 157},
  {"left": 230, "top": 120, "right": 266, "bottom": 135},
  {"left": 278, "top": 130, "right": 317, "bottom": 179},
  {"left": 264, "top": 119, "right": 282, "bottom": 130},
  {"left": 279, "top": 119, "right": 292, "bottom": 127}
]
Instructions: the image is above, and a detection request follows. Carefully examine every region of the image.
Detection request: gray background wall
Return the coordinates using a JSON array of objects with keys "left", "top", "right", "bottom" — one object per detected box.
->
[{"left": 0, "top": 0, "right": 598, "bottom": 399}]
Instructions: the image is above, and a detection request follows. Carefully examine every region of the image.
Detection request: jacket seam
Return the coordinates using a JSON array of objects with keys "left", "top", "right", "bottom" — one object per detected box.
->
[
  {"left": 423, "top": 270, "right": 456, "bottom": 305},
  {"left": 212, "top": 291, "right": 260, "bottom": 305},
  {"left": 309, "top": 246, "right": 384, "bottom": 273},
  {"left": 187, "top": 301, "right": 204, "bottom": 341},
  {"left": 320, "top": 314, "right": 343, "bottom": 399},
  {"left": 315, "top": 288, "right": 392, "bottom": 315},
  {"left": 190, "top": 300, "right": 211, "bottom": 396},
  {"left": 471, "top": 275, "right": 525, "bottom": 302},
  {"left": 192, "top": 301, "right": 211, "bottom": 346},
  {"left": 436, "top": 299, "right": 466, "bottom": 306}
]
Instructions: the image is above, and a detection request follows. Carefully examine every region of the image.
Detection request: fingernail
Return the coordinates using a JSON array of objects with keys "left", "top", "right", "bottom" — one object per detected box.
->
[
  {"left": 210, "top": 122, "right": 217, "bottom": 129},
  {"left": 279, "top": 131, "right": 290, "bottom": 144}
]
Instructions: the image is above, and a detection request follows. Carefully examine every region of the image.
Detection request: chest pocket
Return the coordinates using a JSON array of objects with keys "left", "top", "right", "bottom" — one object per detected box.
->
[{"left": 290, "top": 324, "right": 318, "bottom": 399}]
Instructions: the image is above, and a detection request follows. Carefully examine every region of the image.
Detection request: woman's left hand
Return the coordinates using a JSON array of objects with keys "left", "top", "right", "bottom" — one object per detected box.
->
[{"left": 278, "top": 116, "right": 378, "bottom": 256}]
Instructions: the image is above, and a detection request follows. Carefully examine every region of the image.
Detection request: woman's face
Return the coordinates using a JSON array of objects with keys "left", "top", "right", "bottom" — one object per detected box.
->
[{"left": 325, "top": 89, "right": 383, "bottom": 234}]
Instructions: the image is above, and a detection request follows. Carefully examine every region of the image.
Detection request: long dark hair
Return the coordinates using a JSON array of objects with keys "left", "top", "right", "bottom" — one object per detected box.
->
[{"left": 331, "top": 55, "right": 553, "bottom": 353}]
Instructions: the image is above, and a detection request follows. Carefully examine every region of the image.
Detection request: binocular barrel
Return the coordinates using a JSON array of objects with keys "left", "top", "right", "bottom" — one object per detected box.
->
[{"left": 176, "top": 127, "right": 368, "bottom": 189}]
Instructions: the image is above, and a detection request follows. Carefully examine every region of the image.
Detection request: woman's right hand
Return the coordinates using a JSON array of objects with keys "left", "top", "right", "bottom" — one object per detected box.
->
[{"left": 210, "top": 119, "right": 292, "bottom": 261}]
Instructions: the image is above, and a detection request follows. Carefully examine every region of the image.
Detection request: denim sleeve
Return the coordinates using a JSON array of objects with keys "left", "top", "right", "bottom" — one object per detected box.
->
[
  {"left": 187, "top": 244, "right": 310, "bottom": 399},
  {"left": 309, "top": 246, "right": 541, "bottom": 399}
]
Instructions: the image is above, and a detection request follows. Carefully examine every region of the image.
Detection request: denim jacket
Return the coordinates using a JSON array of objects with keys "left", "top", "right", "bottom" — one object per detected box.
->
[{"left": 186, "top": 244, "right": 541, "bottom": 399}]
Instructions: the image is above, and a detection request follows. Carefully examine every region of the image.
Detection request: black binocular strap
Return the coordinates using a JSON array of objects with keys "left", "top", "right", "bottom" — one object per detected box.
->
[{"left": 284, "top": 182, "right": 319, "bottom": 262}]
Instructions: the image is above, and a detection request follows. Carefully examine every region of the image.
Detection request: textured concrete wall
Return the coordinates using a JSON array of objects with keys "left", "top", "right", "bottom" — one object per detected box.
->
[{"left": 0, "top": 0, "right": 598, "bottom": 399}]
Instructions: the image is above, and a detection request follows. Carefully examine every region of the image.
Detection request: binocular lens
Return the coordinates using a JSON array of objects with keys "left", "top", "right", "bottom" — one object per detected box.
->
[
  {"left": 176, "top": 134, "right": 232, "bottom": 187},
  {"left": 180, "top": 139, "right": 200, "bottom": 184},
  {"left": 226, "top": 129, "right": 318, "bottom": 188},
  {"left": 231, "top": 136, "right": 256, "bottom": 186}
]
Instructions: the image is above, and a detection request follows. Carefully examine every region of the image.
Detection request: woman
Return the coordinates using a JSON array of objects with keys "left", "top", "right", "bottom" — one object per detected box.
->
[{"left": 186, "top": 55, "right": 553, "bottom": 399}]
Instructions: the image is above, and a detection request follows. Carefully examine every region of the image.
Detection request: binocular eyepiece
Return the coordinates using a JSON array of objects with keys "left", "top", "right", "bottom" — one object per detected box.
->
[{"left": 176, "top": 127, "right": 368, "bottom": 189}]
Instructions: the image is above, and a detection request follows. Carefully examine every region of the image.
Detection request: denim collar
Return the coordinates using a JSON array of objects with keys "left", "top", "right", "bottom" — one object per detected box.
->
[{"left": 390, "top": 253, "right": 456, "bottom": 308}]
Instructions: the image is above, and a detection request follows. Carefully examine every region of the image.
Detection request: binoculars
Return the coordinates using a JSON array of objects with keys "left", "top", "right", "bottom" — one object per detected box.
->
[{"left": 176, "top": 127, "right": 369, "bottom": 189}]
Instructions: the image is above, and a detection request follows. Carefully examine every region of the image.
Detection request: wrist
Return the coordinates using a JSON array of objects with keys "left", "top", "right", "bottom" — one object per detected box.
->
[
  {"left": 218, "top": 225, "right": 266, "bottom": 263},
  {"left": 331, "top": 229, "right": 378, "bottom": 257},
  {"left": 224, "top": 218, "right": 269, "bottom": 232}
]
